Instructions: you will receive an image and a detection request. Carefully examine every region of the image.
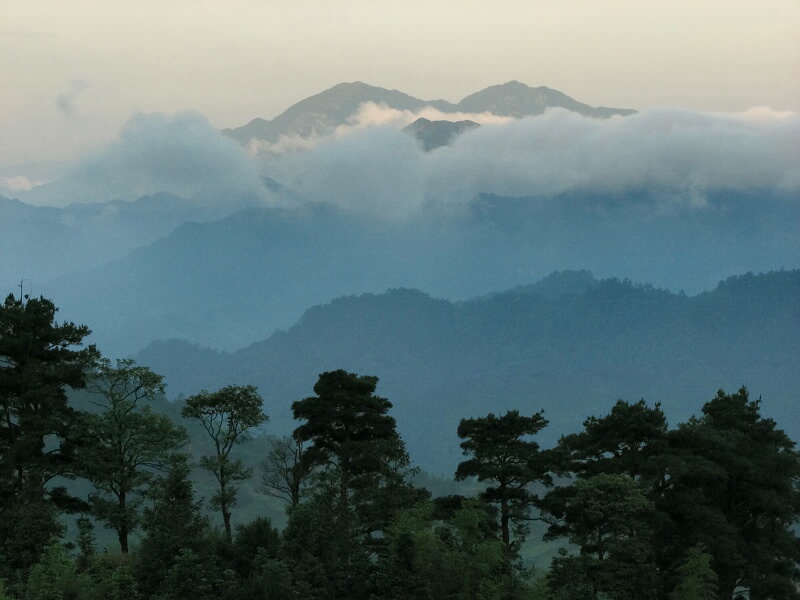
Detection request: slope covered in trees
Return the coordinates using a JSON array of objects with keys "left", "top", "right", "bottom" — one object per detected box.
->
[
  {"left": 138, "top": 269, "right": 800, "bottom": 475},
  {"left": 1, "top": 290, "right": 797, "bottom": 598}
]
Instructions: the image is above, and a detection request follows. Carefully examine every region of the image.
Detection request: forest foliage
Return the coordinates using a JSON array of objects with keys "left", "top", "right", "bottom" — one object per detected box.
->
[{"left": 0, "top": 292, "right": 798, "bottom": 599}]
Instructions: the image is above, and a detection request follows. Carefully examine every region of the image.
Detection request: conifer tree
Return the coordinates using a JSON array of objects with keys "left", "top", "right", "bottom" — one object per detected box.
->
[{"left": 456, "top": 410, "right": 551, "bottom": 558}]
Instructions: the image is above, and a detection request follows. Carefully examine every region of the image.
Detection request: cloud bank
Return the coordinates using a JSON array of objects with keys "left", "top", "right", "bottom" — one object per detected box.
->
[
  {"left": 16, "top": 105, "right": 799, "bottom": 216},
  {"left": 265, "top": 105, "right": 799, "bottom": 217}
]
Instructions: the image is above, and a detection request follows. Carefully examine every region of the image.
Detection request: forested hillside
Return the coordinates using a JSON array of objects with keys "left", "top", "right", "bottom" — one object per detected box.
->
[
  {"left": 138, "top": 269, "right": 800, "bottom": 475},
  {"left": 1, "top": 292, "right": 798, "bottom": 599}
]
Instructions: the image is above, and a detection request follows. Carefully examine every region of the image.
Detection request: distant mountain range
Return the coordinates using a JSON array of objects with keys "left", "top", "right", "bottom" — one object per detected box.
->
[
  {"left": 33, "top": 187, "right": 799, "bottom": 360},
  {"left": 223, "top": 81, "right": 636, "bottom": 145},
  {"left": 135, "top": 269, "right": 800, "bottom": 475},
  {"left": 0, "top": 192, "right": 254, "bottom": 288}
]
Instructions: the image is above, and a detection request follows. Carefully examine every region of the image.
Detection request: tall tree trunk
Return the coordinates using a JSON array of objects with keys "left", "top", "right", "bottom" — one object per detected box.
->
[
  {"left": 119, "top": 489, "right": 129, "bottom": 553},
  {"left": 220, "top": 465, "right": 232, "bottom": 543},
  {"left": 501, "top": 496, "right": 510, "bottom": 551}
]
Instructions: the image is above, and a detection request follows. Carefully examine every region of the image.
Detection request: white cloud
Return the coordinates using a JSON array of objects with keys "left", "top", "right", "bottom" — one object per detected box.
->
[
  {"left": 338, "top": 102, "right": 512, "bottom": 131},
  {"left": 1, "top": 175, "right": 42, "bottom": 193},
  {"left": 271, "top": 106, "right": 799, "bottom": 217},
  {"left": 15, "top": 105, "right": 799, "bottom": 218},
  {"left": 20, "top": 112, "right": 275, "bottom": 206}
]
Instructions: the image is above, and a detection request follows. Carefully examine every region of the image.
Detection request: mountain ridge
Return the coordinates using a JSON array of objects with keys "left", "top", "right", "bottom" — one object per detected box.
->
[
  {"left": 135, "top": 269, "right": 800, "bottom": 475},
  {"left": 223, "top": 80, "right": 636, "bottom": 144},
  {"left": 40, "top": 188, "right": 800, "bottom": 358}
]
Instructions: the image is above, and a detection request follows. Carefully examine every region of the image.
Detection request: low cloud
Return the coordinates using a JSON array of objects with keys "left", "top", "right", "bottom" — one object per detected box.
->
[
  {"left": 339, "top": 102, "right": 512, "bottom": 130},
  {"left": 288, "top": 126, "right": 426, "bottom": 219},
  {"left": 1, "top": 175, "right": 42, "bottom": 193},
  {"left": 263, "top": 105, "right": 799, "bottom": 218},
  {"left": 22, "top": 112, "right": 274, "bottom": 206},
  {"left": 425, "top": 107, "right": 800, "bottom": 203},
  {"left": 16, "top": 105, "right": 799, "bottom": 217}
]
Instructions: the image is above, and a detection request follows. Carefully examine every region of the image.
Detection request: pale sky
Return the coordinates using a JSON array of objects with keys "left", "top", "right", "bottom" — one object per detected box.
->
[{"left": 1, "top": 0, "right": 799, "bottom": 172}]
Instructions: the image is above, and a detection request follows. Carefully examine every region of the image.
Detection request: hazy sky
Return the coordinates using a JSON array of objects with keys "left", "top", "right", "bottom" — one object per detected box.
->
[{"left": 2, "top": 0, "right": 798, "bottom": 172}]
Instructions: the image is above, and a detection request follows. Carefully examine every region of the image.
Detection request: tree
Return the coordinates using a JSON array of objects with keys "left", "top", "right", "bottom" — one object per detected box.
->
[
  {"left": 76, "top": 358, "right": 187, "bottom": 553},
  {"left": 0, "top": 293, "right": 95, "bottom": 578},
  {"left": 136, "top": 456, "right": 210, "bottom": 596},
  {"left": 229, "top": 517, "right": 282, "bottom": 583},
  {"left": 0, "top": 294, "right": 95, "bottom": 497},
  {"left": 24, "top": 537, "right": 93, "bottom": 600},
  {"left": 181, "top": 384, "right": 268, "bottom": 542},
  {"left": 659, "top": 388, "right": 800, "bottom": 600},
  {"left": 558, "top": 399, "right": 669, "bottom": 482},
  {"left": 292, "top": 371, "right": 409, "bottom": 512},
  {"left": 455, "top": 410, "right": 552, "bottom": 559},
  {"left": 282, "top": 488, "right": 372, "bottom": 600},
  {"left": 260, "top": 435, "right": 309, "bottom": 509},
  {"left": 375, "top": 498, "right": 509, "bottom": 600},
  {"left": 541, "top": 473, "right": 658, "bottom": 600},
  {"left": 288, "top": 371, "right": 423, "bottom": 599},
  {"left": 669, "top": 544, "right": 719, "bottom": 600}
]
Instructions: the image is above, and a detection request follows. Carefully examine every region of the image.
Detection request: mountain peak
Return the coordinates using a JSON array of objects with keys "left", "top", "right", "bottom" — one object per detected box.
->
[
  {"left": 224, "top": 81, "right": 636, "bottom": 145},
  {"left": 457, "top": 82, "right": 634, "bottom": 118}
]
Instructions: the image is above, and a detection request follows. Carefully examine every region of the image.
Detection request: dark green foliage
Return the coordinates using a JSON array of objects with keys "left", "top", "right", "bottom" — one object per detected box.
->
[
  {"left": 293, "top": 371, "right": 404, "bottom": 498},
  {"left": 156, "top": 548, "right": 235, "bottom": 600},
  {"left": 135, "top": 456, "right": 210, "bottom": 596},
  {"left": 669, "top": 544, "right": 719, "bottom": 600},
  {"left": 659, "top": 388, "right": 800, "bottom": 600},
  {"left": 74, "top": 516, "right": 95, "bottom": 573},
  {"left": 0, "top": 294, "right": 97, "bottom": 584},
  {"left": 282, "top": 491, "right": 372, "bottom": 600},
  {"left": 456, "top": 410, "right": 551, "bottom": 558},
  {"left": 292, "top": 370, "right": 419, "bottom": 528},
  {"left": 84, "top": 554, "right": 141, "bottom": 600},
  {"left": 182, "top": 384, "right": 268, "bottom": 542},
  {"left": 23, "top": 538, "right": 92, "bottom": 600},
  {"left": 375, "top": 498, "right": 513, "bottom": 600},
  {"left": 230, "top": 517, "right": 282, "bottom": 582},
  {"left": 0, "top": 482, "right": 65, "bottom": 585},
  {"left": 287, "top": 370, "right": 428, "bottom": 599},
  {"left": 542, "top": 474, "right": 658, "bottom": 600},
  {"left": 543, "top": 388, "right": 800, "bottom": 600},
  {"left": 544, "top": 550, "right": 596, "bottom": 600},
  {"left": 76, "top": 358, "right": 187, "bottom": 553},
  {"left": 240, "top": 549, "right": 295, "bottom": 600},
  {"left": 558, "top": 399, "right": 669, "bottom": 481},
  {"left": 0, "top": 294, "right": 96, "bottom": 487}
]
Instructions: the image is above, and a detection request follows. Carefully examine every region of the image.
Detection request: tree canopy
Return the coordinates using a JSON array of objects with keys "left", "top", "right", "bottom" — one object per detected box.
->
[{"left": 182, "top": 384, "right": 268, "bottom": 542}]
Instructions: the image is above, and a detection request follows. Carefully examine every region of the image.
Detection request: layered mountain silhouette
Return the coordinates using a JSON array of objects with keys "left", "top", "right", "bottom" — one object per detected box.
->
[
  {"left": 37, "top": 187, "right": 799, "bottom": 360},
  {"left": 223, "top": 81, "right": 635, "bottom": 144},
  {"left": 0, "top": 192, "right": 257, "bottom": 288},
  {"left": 136, "top": 270, "right": 800, "bottom": 474}
]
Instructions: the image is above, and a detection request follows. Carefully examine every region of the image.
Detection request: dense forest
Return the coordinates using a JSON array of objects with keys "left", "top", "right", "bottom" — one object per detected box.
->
[{"left": 1, "top": 293, "right": 799, "bottom": 599}]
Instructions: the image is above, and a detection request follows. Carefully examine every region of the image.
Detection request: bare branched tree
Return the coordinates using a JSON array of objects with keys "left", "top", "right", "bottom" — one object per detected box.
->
[{"left": 259, "top": 435, "right": 308, "bottom": 508}]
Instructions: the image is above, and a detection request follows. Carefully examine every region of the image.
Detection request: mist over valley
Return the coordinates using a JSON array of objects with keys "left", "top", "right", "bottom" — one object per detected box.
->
[
  {"left": 3, "top": 80, "right": 799, "bottom": 472},
  {"left": 4, "top": 0, "right": 800, "bottom": 587}
]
